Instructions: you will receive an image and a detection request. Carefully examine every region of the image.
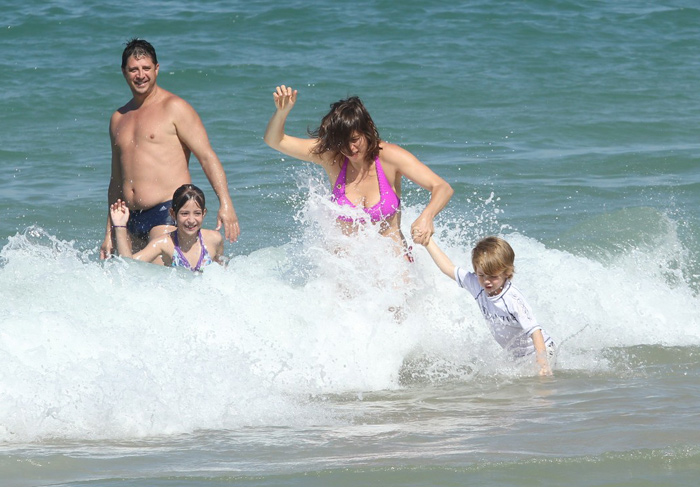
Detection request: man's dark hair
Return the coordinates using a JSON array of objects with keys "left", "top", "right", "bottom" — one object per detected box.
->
[{"left": 121, "top": 38, "right": 158, "bottom": 69}]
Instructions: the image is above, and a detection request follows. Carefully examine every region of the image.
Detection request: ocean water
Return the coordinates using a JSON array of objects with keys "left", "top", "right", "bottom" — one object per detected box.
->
[{"left": 2, "top": 0, "right": 700, "bottom": 486}]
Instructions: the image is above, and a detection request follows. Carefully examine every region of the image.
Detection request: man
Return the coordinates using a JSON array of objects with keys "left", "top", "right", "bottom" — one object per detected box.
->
[{"left": 101, "top": 38, "right": 239, "bottom": 260}]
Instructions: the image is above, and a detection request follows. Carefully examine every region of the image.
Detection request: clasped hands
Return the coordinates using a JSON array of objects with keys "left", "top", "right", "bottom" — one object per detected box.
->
[{"left": 410, "top": 217, "right": 434, "bottom": 246}]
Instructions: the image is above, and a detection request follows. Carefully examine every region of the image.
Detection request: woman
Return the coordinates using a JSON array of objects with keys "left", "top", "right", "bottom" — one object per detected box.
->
[{"left": 264, "top": 85, "right": 453, "bottom": 258}]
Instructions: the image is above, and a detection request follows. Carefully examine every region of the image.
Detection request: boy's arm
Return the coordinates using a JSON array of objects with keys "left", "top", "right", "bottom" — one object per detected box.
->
[
  {"left": 531, "top": 329, "right": 553, "bottom": 376},
  {"left": 424, "top": 238, "right": 457, "bottom": 281}
]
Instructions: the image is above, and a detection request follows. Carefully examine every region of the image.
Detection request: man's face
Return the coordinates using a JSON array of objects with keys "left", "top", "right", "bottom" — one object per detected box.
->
[{"left": 122, "top": 55, "right": 159, "bottom": 96}]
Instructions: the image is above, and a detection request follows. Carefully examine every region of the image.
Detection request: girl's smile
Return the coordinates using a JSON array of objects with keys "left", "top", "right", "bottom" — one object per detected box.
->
[{"left": 173, "top": 199, "right": 206, "bottom": 236}]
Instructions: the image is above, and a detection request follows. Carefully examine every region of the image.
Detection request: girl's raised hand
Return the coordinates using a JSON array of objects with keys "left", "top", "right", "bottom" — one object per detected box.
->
[
  {"left": 109, "top": 199, "right": 130, "bottom": 227},
  {"left": 273, "top": 85, "right": 297, "bottom": 112}
]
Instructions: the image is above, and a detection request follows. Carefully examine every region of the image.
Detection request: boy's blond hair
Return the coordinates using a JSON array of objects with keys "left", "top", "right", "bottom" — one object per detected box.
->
[{"left": 471, "top": 236, "right": 515, "bottom": 280}]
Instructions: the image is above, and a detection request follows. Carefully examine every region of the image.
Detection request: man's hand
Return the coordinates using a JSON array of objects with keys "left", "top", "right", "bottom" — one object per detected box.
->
[
  {"left": 217, "top": 204, "right": 240, "bottom": 242},
  {"left": 100, "top": 237, "right": 113, "bottom": 260}
]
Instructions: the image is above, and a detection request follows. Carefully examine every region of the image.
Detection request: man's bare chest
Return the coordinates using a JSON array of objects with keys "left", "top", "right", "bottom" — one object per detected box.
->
[{"left": 113, "top": 109, "right": 175, "bottom": 147}]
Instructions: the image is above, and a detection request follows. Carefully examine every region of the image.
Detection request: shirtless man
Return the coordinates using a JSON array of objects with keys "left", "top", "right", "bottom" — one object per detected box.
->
[{"left": 100, "top": 38, "right": 239, "bottom": 260}]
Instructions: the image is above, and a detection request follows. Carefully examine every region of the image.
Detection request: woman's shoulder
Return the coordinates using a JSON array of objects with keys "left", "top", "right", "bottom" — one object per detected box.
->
[
  {"left": 318, "top": 149, "right": 345, "bottom": 168},
  {"left": 378, "top": 141, "right": 417, "bottom": 165},
  {"left": 378, "top": 140, "right": 399, "bottom": 155}
]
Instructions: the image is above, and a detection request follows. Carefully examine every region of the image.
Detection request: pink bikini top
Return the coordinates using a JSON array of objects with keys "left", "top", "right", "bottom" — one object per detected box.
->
[{"left": 332, "top": 156, "right": 400, "bottom": 223}]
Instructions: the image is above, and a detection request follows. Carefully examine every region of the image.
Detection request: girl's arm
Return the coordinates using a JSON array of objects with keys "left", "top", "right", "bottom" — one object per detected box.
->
[
  {"left": 109, "top": 200, "right": 169, "bottom": 263},
  {"left": 101, "top": 120, "right": 124, "bottom": 259},
  {"left": 263, "top": 85, "right": 327, "bottom": 166},
  {"left": 203, "top": 230, "right": 225, "bottom": 265},
  {"left": 114, "top": 229, "right": 169, "bottom": 263},
  {"left": 531, "top": 329, "right": 553, "bottom": 376},
  {"left": 109, "top": 200, "right": 133, "bottom": 258},
  {"left": 424, "top": 237, "right": 457, "bottom": 281},
  {"left": 130, "top": 237, "right": 170, "bottom": 264}
]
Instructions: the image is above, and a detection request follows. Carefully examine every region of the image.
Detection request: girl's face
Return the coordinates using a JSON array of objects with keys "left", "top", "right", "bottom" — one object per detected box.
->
[
  {"left": 475, "top": 266, "right": 508, "bottom": 296},
  {"left": 174, "top": 199, "right": 206, "bottom": 235}
]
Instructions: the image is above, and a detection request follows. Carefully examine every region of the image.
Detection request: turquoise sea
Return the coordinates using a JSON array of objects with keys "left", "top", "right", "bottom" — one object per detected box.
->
[{"left": 2, "top": 1, "right": 700, "bottom": 486}]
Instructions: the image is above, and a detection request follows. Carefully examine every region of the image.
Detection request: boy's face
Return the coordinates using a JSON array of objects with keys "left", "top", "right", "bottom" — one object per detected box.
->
[{"left": 475, "top": 266, "right": 508, "bottom": 296}]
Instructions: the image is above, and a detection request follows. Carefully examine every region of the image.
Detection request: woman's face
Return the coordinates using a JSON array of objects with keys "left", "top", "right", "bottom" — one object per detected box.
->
[{"left": 343, "top": 132, "right": 367, "bottom": 160}]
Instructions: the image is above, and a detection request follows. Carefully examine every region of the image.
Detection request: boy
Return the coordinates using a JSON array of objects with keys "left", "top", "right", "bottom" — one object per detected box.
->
[{"left": 423, "top": 236, "right": 555, "bottom": 376}]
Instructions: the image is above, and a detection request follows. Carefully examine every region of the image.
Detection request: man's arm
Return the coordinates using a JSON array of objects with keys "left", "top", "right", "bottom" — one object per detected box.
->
[
  {"left": 172, "top": 98, "right": 240, "bottom": 243},
  {"left": 198, "top": 149, "right": 239, "bottom": 243}
]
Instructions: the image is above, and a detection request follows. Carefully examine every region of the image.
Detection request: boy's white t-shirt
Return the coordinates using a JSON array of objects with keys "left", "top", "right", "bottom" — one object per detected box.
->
[{"left": 455, "top": 267, "right": 553, "bottom": 357}]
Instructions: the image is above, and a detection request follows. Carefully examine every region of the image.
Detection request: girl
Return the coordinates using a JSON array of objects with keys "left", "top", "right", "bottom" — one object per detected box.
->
[{"left": 109, "top": 184, "right": 223, "bottom": 271}]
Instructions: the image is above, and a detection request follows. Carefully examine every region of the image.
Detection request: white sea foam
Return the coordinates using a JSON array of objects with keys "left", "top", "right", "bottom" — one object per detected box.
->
[{"left": 1, "top": 196, "right": 699, "bottom": 443}]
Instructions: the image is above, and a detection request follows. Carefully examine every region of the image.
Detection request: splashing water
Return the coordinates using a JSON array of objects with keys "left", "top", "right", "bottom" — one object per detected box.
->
[{"left": 1, "top": 185, "right": 699, "bottom": 443}]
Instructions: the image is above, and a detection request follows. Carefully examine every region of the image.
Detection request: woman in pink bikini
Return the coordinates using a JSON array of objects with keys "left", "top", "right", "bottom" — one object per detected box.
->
[{"left": 264, "top": 85, "right": 453, "bottom": 258}]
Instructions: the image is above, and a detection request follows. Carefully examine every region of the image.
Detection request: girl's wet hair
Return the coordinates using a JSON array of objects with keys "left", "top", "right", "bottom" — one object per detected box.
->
[
  {"left": 121, "top": 38, "right": 158, "bottom": 69},
  {"left": 172, "top": 184, "right": 206, "bottom": 215},
  {"left": 309, "top": 96, "right": 381, "bottom": 162},
  {"left": 471, "top": 236, "right": 515, "bottom": 279}
]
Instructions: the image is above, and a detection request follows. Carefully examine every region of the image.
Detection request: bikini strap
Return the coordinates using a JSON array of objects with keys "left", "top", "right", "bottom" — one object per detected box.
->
[
  {"left": 374, "top": 156, "right": 387, "bottom": 194},
  {"left": 336, "top": 158, "right": 349, "bottom": 189},
  {"left": 193, "top": 231, "right": 207, "bottom": 271},
  {"left": 172, "top": 230, "right": 206, "bottom": 271},
  {"left": 172, "top": 231, "right": 191, "bottom": 270}
]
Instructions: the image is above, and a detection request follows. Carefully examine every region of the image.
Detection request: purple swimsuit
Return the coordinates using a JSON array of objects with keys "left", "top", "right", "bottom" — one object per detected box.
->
[
  {"left": 332, "top": 157, "right": 400, "bottom": 223},
  {"left": 171, "top": 230, "right": 212, "bottom": 272}
]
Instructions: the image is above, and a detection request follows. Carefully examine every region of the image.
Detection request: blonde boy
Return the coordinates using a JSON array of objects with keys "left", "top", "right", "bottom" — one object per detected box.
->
[{"left": 423, "top": 236, "right": 555, "bottom": 375}]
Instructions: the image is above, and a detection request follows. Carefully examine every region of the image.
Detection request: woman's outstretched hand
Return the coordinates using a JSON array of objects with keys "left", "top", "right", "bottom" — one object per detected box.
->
[{"left": 273, "top": 85, "right": 297, "bottom": 112}]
